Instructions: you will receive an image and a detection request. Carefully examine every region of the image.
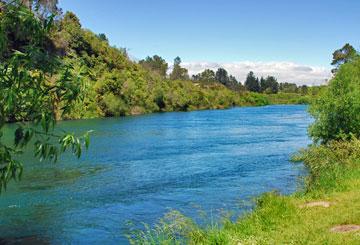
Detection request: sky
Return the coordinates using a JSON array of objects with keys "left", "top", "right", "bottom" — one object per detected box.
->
[{"left": 59, "top": 0, "right": 360, "bottom": 85}]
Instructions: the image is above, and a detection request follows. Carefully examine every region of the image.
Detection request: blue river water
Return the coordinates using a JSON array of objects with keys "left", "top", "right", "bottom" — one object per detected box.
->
[{"left": 0, "top": 105, "right": 312, "bottom": 244}]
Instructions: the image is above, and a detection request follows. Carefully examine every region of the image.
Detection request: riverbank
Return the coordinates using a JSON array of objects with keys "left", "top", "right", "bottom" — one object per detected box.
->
[
  {"left": 64, "top": 91, "right": 313, "bottom": 120},
  {"left": 130, "top": 138, "right": 360, "bottom": 244}
]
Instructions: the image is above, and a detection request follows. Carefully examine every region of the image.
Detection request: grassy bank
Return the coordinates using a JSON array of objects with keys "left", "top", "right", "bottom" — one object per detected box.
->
[
  {"left": 129, "top": 138, "right": 360, "bottom": 244},
  {"left": 264, "top": 92, "right": 313, "bottom": 105}
]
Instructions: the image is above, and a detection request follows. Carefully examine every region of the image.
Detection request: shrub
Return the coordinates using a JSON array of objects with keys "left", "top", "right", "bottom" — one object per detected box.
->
[
  {"left": 292, "top": 137, "right": 360, "bottom": 193},
  {"left": 309, "top": 58, "right": 360, "bottom": 143},
  {"left": 102, "top": 93, "right": 128, "bottom": 116}
]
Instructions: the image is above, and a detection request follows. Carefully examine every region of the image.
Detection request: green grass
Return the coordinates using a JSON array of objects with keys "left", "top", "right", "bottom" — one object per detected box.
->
[
  {"left": 264, "top": 92, "right": 314, "bottom": 105},
  {"left": 128, "top": 138, "right": 360, "bottom": 244}
]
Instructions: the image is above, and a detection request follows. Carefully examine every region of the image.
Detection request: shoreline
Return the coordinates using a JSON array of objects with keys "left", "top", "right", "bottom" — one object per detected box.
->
[
  {"left": 60, "top": 98, "right": 309, "bottom": 122},
  {"left": 130, "top": 139, "right": 360, "bottom": 244}
]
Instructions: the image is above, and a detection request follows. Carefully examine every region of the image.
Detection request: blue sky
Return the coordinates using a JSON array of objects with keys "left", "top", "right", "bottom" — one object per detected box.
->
[{"left": 59, "top": 0, "right": 359, "bottom": 84}]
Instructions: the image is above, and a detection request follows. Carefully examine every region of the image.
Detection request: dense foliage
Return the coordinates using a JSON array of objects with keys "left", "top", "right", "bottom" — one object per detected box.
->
[
  {"left": 331, "top": 43, "right": 357, "bottom": 74},
  {"left": 293, "top": 137, "right": 360, "bottom": 193},
  {"left": 169, "top": 56, "right": 189, "bottom": 81},
  {"left": 309, "top": 56, "right": 360, "bottom": 143},
  {"left": 139, "top": 55, "right": 168, "bottom": 78},
  {"left": 192, "top": 68, "right": 245, "bottom": 92},
  {"left": 47, "top": 8, "right": 323, "bottom": 119},
  {"left": 244, "top": 71, "right": 261, "bottom": 92},
  {"left": 39, "top": 10, "right": 276, "bottom": 119},
  {"left": 0, "top": 1, "right": 326, "bottom": 121},
  {"left": 0, "top": 2, "right": 89, "bottom": 191}
]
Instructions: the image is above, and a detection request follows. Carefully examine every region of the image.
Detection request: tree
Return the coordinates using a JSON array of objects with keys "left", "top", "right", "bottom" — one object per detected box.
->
[
  {"left": 18, "top": 0, "right": 61, "bottom": 18},
  {"left": 0, "top": 2, "right": 89, "bottom": 192},
  {"left": 97, "top": 33, "right": 108, "bottom": 42},
  {"left": 139, "top": 55, "right": 168, "bottom": 77},
  {"left": 192, "top": 69, "right": 216, "bottom": 83},
  {"left": 170, "top": 56, "right": 189, "bottom": 80},
  {"left": 227, "top": 75, "right": 244, "bottom": 92},
  {"left": 260, "top": 77, "right": 266, "bottom": 92},
  {"left": 331, "top": 43, "right": 357, "bottom": 74},
  {"left": 55, "top": 11, "right": 90, "bottom": 56},
  {"left": 193, "top": 68, "right": 244, "bottom": 91},
  {"left": 259, "top": 76, "right": 279, "bottom": 94},
  {"left": 309, "top": 57, "right": 360, "bottom": 143},
  {"left": 244, "top": 71, "right": 260, "bottom": 92},
  {"left": 300, "top": 85, "right": 308, "bottom": 95},
  {"left": 61, "top": 11, "right": 81, "bottom": 29},
  {"left": 0, "top": 0, "right": 58, "bottom": 67},
  {"left": 265, "top": 76, "right": 279, "bottom": 94},
  {"left": 215, "top": 68, "right": 230, "bottom": 85},
  {"left": 174, "top": 56, "right": 181, "bottom": 66},
  {"left": 279, "top": 82, "right": 298, "bottom": 93}
]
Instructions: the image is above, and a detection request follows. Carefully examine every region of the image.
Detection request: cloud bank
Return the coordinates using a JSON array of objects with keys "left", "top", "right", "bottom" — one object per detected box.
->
[{"left": 181, "top": 61, "right": 331, "bottom": 86}]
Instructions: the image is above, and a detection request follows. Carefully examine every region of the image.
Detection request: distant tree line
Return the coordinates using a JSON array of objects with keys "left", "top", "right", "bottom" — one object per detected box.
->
[
  {"left": 139, "top": 55, "right": 317, "bottom": 95},
  {"left": 192, "top": 68, "right": 244, "bottom": 92},
  {"left": 243, "top": 71, "right": 311, "bottom": 95}
]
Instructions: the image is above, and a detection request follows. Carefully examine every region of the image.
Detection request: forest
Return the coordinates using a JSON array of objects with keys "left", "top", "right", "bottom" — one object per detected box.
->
[{"left": 1, "top": 1, "right": 324, "bottom": 122}]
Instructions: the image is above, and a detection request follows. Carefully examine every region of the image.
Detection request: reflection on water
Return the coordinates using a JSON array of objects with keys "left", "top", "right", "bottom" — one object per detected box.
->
[
  {"left": 0, "top": 236, "right": 49, "bottom": 245},
  {"left": 0, "top": 105, "right": 312, "bottom": 244}
]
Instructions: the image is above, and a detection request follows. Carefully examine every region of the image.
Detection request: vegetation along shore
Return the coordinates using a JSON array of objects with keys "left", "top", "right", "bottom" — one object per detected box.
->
[
  {"left": 129, "top": 47, "right": 360, "bottom": 244},
  {"left": 1, "top": 1, "right": 323, "bottom": 122}
]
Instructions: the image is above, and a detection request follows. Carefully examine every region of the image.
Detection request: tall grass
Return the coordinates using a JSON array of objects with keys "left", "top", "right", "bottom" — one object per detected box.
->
[
  {"left": 265, "top": 93, "right": 313, "bottom": 105},
  {"left": 292, "top": 137, "right": 360, "bottom": 195}
]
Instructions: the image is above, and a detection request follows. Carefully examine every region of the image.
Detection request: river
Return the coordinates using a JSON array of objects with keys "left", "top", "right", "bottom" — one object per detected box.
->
[{"left": 0, "top": 105, "right": 312, "bottom": 244}]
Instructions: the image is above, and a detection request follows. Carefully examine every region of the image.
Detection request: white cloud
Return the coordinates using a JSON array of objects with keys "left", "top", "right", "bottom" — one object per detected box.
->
[{"left": 180, "top": 61, "right": 332, "bottom": 86}]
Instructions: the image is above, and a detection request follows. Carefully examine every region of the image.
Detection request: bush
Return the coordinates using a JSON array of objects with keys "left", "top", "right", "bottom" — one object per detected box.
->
[
  {"left": 292, "top": 137, "right": 360, "bottom": 193},
  {"left": 102, "top": 93, "right": 128, "bottom": 116},
  {"left": 242, "top": 93, "right": 270, "bottom": 106},
  {"left": 309, "top": 58, "right": 360, "bottom": 143}
]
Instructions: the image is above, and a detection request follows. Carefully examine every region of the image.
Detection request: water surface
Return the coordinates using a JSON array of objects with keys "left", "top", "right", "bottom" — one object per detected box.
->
[{"left": 0, "top": 105, "right": 312, "bottom": 244}]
